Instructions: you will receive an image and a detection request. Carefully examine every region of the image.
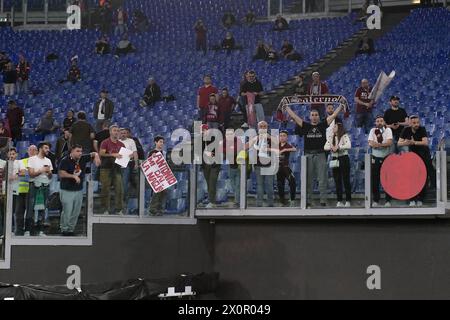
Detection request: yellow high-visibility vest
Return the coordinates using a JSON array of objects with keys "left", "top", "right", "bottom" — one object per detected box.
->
[{"left": 17, "top": 158, "right": 30, "bottom": 194}]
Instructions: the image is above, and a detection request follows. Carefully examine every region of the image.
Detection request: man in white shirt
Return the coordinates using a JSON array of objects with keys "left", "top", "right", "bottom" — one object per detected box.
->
[
  {"left": 26, "top": 142, "right": 53, "bottom": 236},
  {"left": 7, "top": 148, "right": 27, "bottom": 236},
  {"left": 368, "top": 115, "right": 393, "bottom": 208},
  {"left": 120, "top": 128, "right": 139, "bottom": 208}
]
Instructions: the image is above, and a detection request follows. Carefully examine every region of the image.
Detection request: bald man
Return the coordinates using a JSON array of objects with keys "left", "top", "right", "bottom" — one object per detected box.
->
[{"left": 354, "top": 79, "right": 374, "bottom": 134}]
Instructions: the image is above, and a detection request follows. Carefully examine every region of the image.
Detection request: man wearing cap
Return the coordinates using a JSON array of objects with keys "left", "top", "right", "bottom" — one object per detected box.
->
[
  {"left": 383, "top": 95, "right": 409, "bottom": 152},
  {"left": 368, "top": 115, "right": 393, "bottom": 207},
  {"left": 93, "top": 89, "right": 115, "bottom": 132},
  {"left": 354, "top": 79, "right": 374, "bottom": 134},
  {"left": 140, "top": 77, "right": 161, "bottom": 107},
  {"left": 308, "top": 72, "right": 329, "bottom": 119},
  {"left": 398, "top": 115, "right": 433, "bottom": 207}
]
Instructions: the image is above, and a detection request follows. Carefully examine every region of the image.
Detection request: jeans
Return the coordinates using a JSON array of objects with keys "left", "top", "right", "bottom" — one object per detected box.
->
[
  {"left": 202, "top": 165, "right": 220, "bottom": 204},
  {"left": 3, "top": 83, "right": 15, "bottom": 96},
  {"left": 59, "top": 189, "right": 83, "bottom": 233},
  {"left": 255, "top": 166, "right": 274, "bottom": 207},
  {"left": 356, "top": 112, "right": 373, "bottom": 134},
  {"left": 277, "top": 166, "right": 296, "bottom": 201},
  {"left": 305, "top": 152, "right": 328, "bottom": 204},
  {"left": 371, "top": 156, "right": 392, "bottom": 203},
  {"left": 26, "top": 184, "right": 49, "bottom": 234},
  {"left": 16, "top": 79, "right": 28, "bottom": 94},
  {"left": 331, "top": 155, "right": 352, "bottom": 202},
  {"left": 229, "top": 166, "right": 240, "bottom": 204},
  {"left": 13, "top": 193, "right": 27, "bottom": 235},
  {"left": 100, "top": 167, "right": 124, "bottom": 213},
  {"left": 122, "top": 165, "right": 131, "bottom": 203}
]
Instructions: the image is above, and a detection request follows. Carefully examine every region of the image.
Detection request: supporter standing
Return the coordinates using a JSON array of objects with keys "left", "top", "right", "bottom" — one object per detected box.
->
[
  {"left": 285, "top": 104, "right": 343, "bottom": 207},
  {"left": 277, "top": 130, "right": 297, "bottom": 206},
  {"left": 93, "top": 89, "right": 114, "bottom": 132},
  {"left": 324, "top": 123, "right": 352, "bottom": 207},
  {"left": 99, "top": 125, "right": 125, "bottom": 215},
  {"left": 308, "top": 72, "right": 329, "bottom": 119},
  {"left": 197, "top": 75, "right": 218, "bottom": 123},
  {"left": 354, "top": 79, "right": 374, "bottom": 134},
  {"left": 70, "top": 111, "right": 95, "bottom": 153},
  {"left": 26, "top": 142, "right": 53, "bottom": 236},
  {"left": 16, "top": 54, "right": 31, "bottom": 95},
  {"left": 368, "top": 115, "right": 394, "bottom": 207},
  {"left": 148, "top": 136, "right": 167, "bottom": 216},
  {"left": 58, "top": 145, "right": 100, "bottom": 236},
  {"left": 398, "top": 115, "right": 433, "bottom": 207},
  {"left": 6, "top": 100, "right": 24, "bottom": 143},
  {"left": 383, "top": 95, "right": 409, "bottom": 152}
]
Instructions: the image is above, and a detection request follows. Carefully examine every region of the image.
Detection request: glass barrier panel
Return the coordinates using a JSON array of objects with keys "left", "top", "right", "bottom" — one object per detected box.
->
[
  {"left": 305, "top": 0, "right": 325, "bottom": 13},
  {"left": 269, "top": 0, "right": 281, "bottom": 16},
  {"left": 369, "top": 150, "right": 437, "bottom": 209},
  {"left": 28, "top": 0, "right": 44, "bottom": 12},
  {"left": 11, "top": 152, "right": 88, "bottom": 237},
  {"left": 304, "top": 146, "right": 366, "bottom": 209},
  {"left": 196, "top": 164, "right": 238, "bottom": 209},
  {"left": 48, "top": 0, "right": 66, "bottom": 11},
  {"left": 93, "top": 158, "right": 141, "bottom": 216},
  {"left": 143, "top": 165, "right": 190, "bottom": 217},
  {"left": 0, "top": 160, "right": 7, "bottom": 260},
  {"left": 282, "top": 0, "right": 303, "bottom": 15}
]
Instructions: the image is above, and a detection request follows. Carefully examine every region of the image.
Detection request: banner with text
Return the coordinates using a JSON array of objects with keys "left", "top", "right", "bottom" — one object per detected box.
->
[{"left": 141, "top": 152, "right": 177, "bottom": 193}]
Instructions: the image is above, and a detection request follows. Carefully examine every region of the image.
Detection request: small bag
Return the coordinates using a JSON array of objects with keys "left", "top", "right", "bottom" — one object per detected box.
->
[{"left": 329, "top": 158, "right": 340, "bottom": 169}]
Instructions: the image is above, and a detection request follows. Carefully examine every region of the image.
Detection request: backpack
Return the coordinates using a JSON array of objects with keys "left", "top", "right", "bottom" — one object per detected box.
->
[{"left": 46, "top": 192, "right": 62, "bottom": 211}]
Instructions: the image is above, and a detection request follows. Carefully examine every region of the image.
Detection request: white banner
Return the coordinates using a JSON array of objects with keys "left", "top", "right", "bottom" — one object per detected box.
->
[
  {"left": 369, "top": 70, "right": 396, "bottom": 102},
  {"left": 141, "top": 152, "right": 177, "bottom": 193}
]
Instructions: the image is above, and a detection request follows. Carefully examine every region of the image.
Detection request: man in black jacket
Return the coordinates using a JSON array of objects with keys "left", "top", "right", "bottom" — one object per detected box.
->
[
  {"left": 93, "top": 89, "right": 114, "bottom": 132},
  {"left": 140, "top": 77, "right": 161, "bottom": 107}
]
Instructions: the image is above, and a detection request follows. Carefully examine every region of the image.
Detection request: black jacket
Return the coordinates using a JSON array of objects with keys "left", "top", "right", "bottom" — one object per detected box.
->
[
  {"left": 144, "top": 84, "right": 161, "bottom": 102},
  {"left": 93, "top": 98, "right": 114, "bottom": 120}
]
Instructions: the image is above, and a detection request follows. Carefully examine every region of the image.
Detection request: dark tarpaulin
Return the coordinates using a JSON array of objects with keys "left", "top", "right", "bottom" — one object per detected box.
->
[{"left": 0, "top": 273, "right": 219, "bottom": 300}]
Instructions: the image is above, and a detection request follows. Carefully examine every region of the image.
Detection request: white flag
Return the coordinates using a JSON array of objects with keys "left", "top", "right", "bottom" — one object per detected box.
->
[{"left": 369, "top": 70, "right": 396, "bottom": 102}]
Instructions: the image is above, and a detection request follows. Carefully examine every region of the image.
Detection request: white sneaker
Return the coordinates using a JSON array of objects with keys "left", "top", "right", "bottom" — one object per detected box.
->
[
  {"left": 103, "top": 211, "right": 109, "bottom": 215},
  {"left": 384, "top": 201, "right": 391, "bottom": 207},
  {"left": 116, "top": 210, "right": 124, "bottom": 216},
  {"left": 416, "top": 201, "right": 423, "bottom": 207},
  {"left": 344, "top": 202, "right": 351, "bottom": 208},
  {"left": 336, "top": 202, "right": 344, "bottom": 208},
  {"left": 409, "top": 201, "right": 416, "bottom": 207},
  {"left": 289, "top": 200, "right": 296, "bottom": 207},
  {"left": 205, "top": 203, "right": 216, "bottom": 209},
  {"left": 372, "top": 202, "right": 379, "bottom": 208},
  {"left": 24, "top": 231, "right": 31, "bottom": 237},
  {"left": 38, "top": 231, "right": 46, "bottom": 237}
]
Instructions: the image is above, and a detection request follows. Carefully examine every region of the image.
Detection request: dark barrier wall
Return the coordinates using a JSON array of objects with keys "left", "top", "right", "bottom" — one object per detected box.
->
[
  {"left": 4, "top": 218, "right": 450, "bottom": 299},
  {"left": 0, "top": 223, "right": 215, "bottom": 285},
  {"left": 214, "top": 219, "right": 450, "bottom": 299}
]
